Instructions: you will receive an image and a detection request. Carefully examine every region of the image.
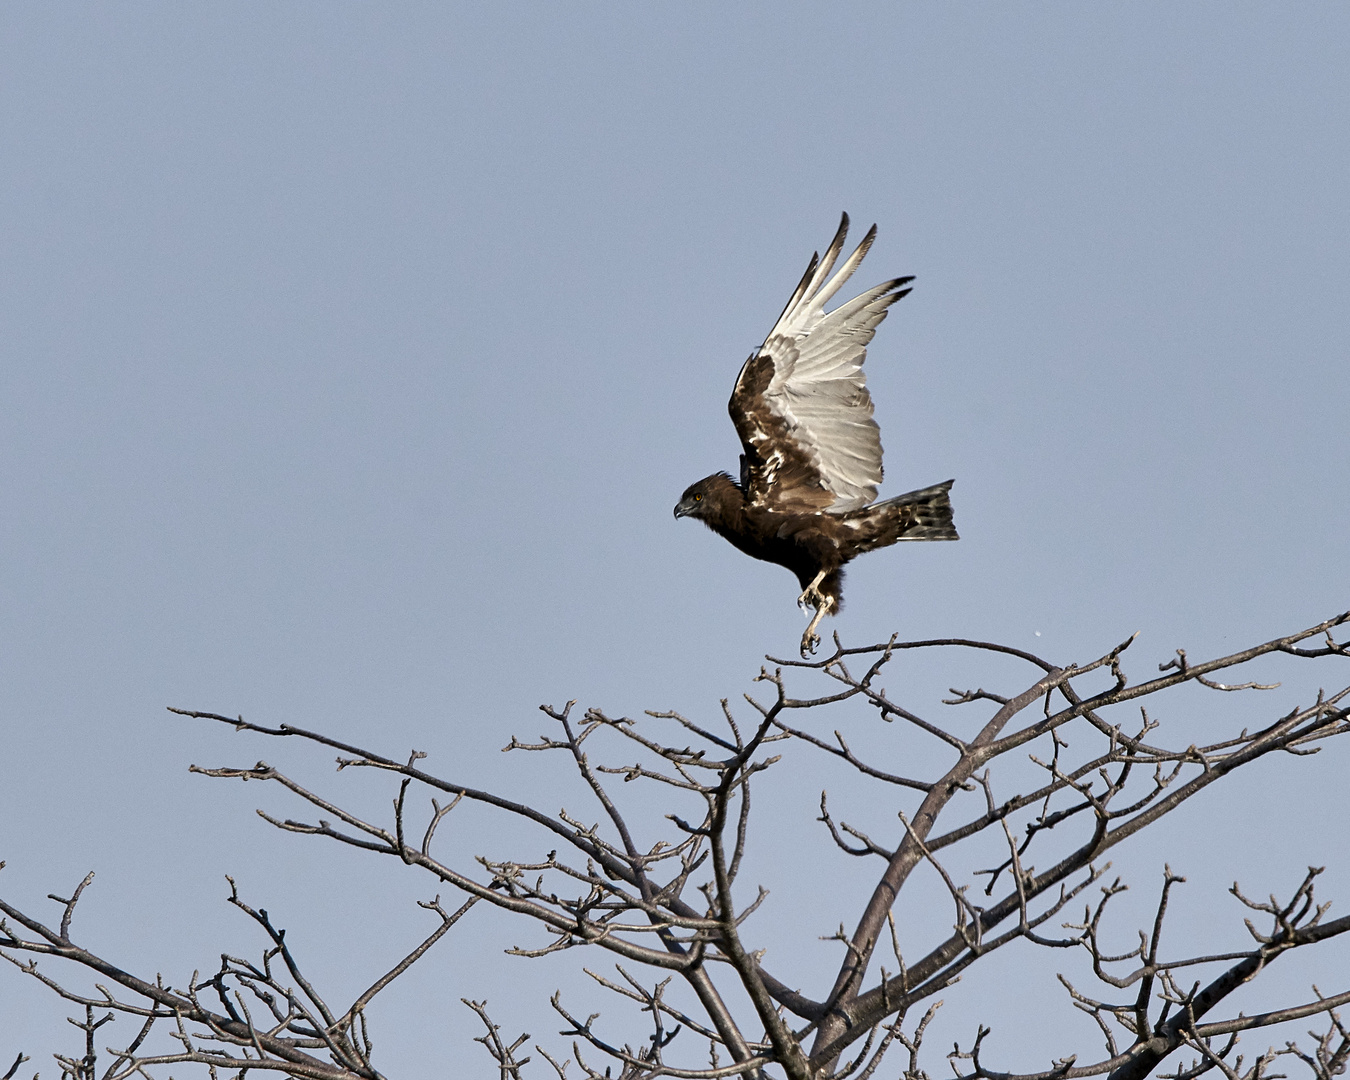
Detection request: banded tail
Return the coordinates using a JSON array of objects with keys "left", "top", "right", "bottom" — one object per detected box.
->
[{"left": 843, "top": 480, "right": 957, "bottom": 552}]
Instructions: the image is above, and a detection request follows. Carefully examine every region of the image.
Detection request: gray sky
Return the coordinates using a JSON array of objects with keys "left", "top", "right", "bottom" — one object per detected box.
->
[{"left": 2, "top": 3, "right": 1347, "bottom": 1073}]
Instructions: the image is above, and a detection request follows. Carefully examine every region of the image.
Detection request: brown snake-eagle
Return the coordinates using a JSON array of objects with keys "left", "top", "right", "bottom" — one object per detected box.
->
[{"left": 675, "top": 214, "right": 957, "bottom": 656}]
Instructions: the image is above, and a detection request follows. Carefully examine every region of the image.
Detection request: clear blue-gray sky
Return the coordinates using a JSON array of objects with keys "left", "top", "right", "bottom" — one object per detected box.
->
[{"left": 2, "top": 3, "right": 1347, "bottom": 1073}]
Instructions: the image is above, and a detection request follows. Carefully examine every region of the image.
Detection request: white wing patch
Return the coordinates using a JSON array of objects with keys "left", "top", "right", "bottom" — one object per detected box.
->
[{"left": 754, "top": 216, "right": 910, "bottom": 514}]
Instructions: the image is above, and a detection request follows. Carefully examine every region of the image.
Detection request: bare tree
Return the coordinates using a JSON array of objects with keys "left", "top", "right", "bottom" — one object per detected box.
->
[{"left": 3, "top": 613, "right": 1349, "bottom": 1080}]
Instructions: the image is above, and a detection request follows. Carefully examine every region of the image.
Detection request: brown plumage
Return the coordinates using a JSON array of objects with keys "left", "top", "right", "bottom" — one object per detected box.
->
[{"left": 674, "top": 215, "right": 957, "bottom": 656}]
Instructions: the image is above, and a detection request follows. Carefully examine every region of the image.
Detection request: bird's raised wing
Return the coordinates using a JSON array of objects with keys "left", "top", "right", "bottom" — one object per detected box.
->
[{"left": 728, "top": 214, "right": 913, "bottom": 514}]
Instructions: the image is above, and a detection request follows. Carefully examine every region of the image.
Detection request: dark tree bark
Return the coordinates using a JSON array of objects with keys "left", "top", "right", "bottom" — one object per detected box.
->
[{"left": 3, "top": 614, "right": 1348, "bottom": 1080}]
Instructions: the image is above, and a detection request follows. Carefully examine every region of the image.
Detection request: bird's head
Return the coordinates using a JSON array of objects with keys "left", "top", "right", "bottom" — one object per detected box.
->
[
  {"left": 673, "top": 485, "right": 707, "bottom": 520},
  {"left": 674, "top": 473, "right": 736, "bottom": 520}
]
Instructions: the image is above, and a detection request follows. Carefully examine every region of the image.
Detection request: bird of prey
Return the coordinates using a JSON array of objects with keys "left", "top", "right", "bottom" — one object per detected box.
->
[{"left": 674, "top": 214, "right": 957, "bottom": 657}]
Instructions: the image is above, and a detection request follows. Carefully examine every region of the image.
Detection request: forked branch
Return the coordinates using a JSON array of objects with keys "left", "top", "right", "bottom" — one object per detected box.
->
[{"left": 2, "top": 613, "right": 1346, "bottom": 1080}]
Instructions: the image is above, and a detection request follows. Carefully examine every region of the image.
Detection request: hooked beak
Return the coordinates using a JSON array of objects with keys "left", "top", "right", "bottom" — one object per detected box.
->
[{"left": 673, "top": 498, "right": 696, "bottom": 519}]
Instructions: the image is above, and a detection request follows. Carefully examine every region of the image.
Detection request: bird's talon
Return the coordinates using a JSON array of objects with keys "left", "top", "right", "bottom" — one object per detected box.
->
[
  {"left": 797, "top": 580, "right": 827, "bottom": 612},
  {"left": 801, "top": 631, "right": 821, "bottom": 658}
]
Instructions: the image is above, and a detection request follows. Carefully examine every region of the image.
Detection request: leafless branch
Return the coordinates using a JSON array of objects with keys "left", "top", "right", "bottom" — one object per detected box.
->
[{"left": 3, "top": 612, "right": 1346, "bottom": 1080}]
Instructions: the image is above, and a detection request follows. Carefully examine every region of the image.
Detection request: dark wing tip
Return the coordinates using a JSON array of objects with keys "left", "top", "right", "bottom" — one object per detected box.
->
[
  {"left": 883, "top": 275, "right": 917, "bottom": 303},
  {"left": 824, "top": 214, "right": 850, "bottom": 263}
]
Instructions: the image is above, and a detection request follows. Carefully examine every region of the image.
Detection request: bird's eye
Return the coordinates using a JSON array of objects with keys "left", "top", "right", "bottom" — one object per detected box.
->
[{"left": 693, "top": 494, "right": 702, "bottom": 502}]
